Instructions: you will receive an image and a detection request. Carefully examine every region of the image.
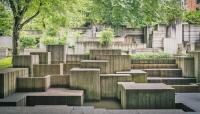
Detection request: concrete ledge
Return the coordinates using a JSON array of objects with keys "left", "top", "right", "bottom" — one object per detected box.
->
[
  {"left": 172, "top": 84, "right": 200, "bottom": 93},
  {"left": 117, "top": 70, "right": 147, "bottom": 83},
  {"left": 50, "top": 75, "right": 69, "bottom": 88},
  {"left": 131, "top": 64, "right": 178, "bottom": 69},
  {"left": 81, "top": 60, "right": 109, "bottom": 73},
  {"left": 70, "top": 68, "right": 100, "bottom": 101},
  {"left": 0, "top": 68, "right": 29, "bottom": 98},
  {"left": 17, "top": 75, "right": 50, "bottom": 92},
  {"left": 100, "top": 74, "right": 132, "bottom": 98},
  {"left": 142, "top": 69, "right": 182, "bottom": 77},
  {"left": 121, "top": 83, "right": 175, "bottom": 109}
]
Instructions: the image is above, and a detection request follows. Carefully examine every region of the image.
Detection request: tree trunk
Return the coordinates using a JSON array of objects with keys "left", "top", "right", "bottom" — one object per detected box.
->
[{"left": 12, "top": 17, "right": 21, "bottom": 57}]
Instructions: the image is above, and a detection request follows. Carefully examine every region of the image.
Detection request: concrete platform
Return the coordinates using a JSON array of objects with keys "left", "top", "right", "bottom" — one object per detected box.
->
[
  {"left": 0, "top": 106, "right": 187, "bottom": 114},
  {"left": 142, "top": 69, "right": 182, "bottom": 77},
  {"left": 0, "top": 88, "right": 84, "bottom": 106}
]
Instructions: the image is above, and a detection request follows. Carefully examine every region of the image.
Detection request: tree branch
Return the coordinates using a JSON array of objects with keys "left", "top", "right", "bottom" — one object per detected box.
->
[
  {"left": 8, "top": 0, "right": 17, "bottom": 17},
  {"left": 19, "top": 1, "right": 42, "bottom": 29}
]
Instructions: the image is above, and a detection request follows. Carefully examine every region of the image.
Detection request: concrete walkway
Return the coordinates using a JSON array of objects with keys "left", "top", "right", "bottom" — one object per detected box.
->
[{"left": 176, "top": 93, "right": 200, "bottom": 112}]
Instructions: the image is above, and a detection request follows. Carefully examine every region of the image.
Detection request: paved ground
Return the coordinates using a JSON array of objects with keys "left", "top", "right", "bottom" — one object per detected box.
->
[{"left": 176, "top": 93, "right": 200, "bottom": 112}]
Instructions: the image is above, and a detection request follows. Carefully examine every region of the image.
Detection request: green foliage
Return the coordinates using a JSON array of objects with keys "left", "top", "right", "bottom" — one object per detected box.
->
[
  {"left": 0, "top": 57, "right": 12, "bottom": 68},
  {"left": 20, "top": 36, "right": 38, "bottom": 48},
  {"left": 42, "top": 37, "right": 66, "bottom": 45},
  {"left": 184, "top": 11, "right": 200, "bottom": 24},
  {"left": 100, "top": 28, "right": 114, "bottom": 47},
  {"left": 0, "top": 3, "right": 12, "bottom": 36},
  {"left": 131, "top": 52, "right": 173, "bottom": 59}
]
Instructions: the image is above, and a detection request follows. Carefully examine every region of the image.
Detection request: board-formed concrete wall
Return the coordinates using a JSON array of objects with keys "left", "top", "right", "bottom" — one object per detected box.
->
[
  {"left": 121, "top": 83, "right": 175, "bottom": 109},
  {"left": 17, "top": 75, "right": 50, "bottom": 92},
  {"left": 100, "top": 74, "right": 132, "bottom": 98},
  {"left": 190, "top": 51, "right": 200, "bottom": 82},
  {"left": 66, "top": 54, "right": 89, "bottom": 64},
  {"left": 50, "top": 75, "right": 69, "bottom": 88},
  {"left": 70, "top": 68, "right": 100, "bottom": 101},
  {"left": 90, "top": 49, "right": 121, "bottom": 57},
  {"left": 63, "top": 63, "right": 80, "bottom": 74},
  {"left": 47, "top": 45, "right": 66, "bottom": 64},
  {"left": 90, "top": 55, "right": 131, "bottom": 73},
  {"left": 33, "top": 64, "right": 60, "bottom": 77},
  {"left": 117, "top": 82, "right": 135, "bottom": 100},
  {"left": 0, "top": 68, "right": 29, "bottom": 98},
  {"left": 30, "top": 52, "right": 51, "bottom": 64},
  {"left": 131, "top": 59, "right": 176, "bottom": 64},
  {"left": 175, "top": 56, "right": 195, "bottom": 77},
  {"left": 13, "top": 55, "right": 39, "bottom": 76},
  {"left": 117, "top": 70, "right": 147, "bottom": 83},
  {"left": 81, "top": 60, "right": 109, "bottom": 74}
]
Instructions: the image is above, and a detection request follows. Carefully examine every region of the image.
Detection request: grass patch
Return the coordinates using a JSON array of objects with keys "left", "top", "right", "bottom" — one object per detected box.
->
[
  {"left": 131, "top": 52, "right": 173, "bottom": 59},
  {"left": 0, "top": 57, "right": 12, "bottom": 69}
]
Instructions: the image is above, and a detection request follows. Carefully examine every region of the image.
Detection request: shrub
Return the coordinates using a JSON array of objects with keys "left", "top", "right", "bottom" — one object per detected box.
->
[
  {"left": 131, "top": 52, "right": 173, "bottom": 59},
  {"left": 42, "top": 37, "right": 66, "bottom": 45},
  {"left": 99, "top": 28, "right": 114, "bottom": 47},
  {"left": 20, "top": 36, "right": 37, "bottom": 48},
  {"left": 184, "top": 11, "right": 200, "bottom": 24},
  {"left": 0, "top": 57, "right": 12, "bottom": 68}
]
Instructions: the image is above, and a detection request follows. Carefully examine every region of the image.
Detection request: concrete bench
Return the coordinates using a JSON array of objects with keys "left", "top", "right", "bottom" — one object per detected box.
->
[
  {"left": 81, "top": 60, "right": 109, "bottom": 73},
  {"left": 70, "top": 68, "right": 100, "bottom": 101},
  {"left": 121, "top": 83, "right": 175, "bottom": 109},
  {"left": 0, "top": 68, "right": 29, "bottom": 98},
  {"left": 100, "top": 74, "right": 132, "bottom": 98},
  {"left": 17, "top": 75, "right": 50, "bottom": 92},
  {"left": 117, "top": 70, "right": 147, "bottom": 83}
]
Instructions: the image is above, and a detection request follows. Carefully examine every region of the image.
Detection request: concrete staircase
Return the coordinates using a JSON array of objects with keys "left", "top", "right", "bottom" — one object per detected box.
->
[{"left": 132, "top": 60, "right": 199, "bottom": 93}]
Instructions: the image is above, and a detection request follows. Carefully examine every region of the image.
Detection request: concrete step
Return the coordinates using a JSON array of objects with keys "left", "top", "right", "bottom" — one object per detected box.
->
[
  {"left": 132, "top": 64, "right": 178, "bottom": 69},
  {"left": 148, "top": 77, "right": 196, "bottom": 85},
  {"left": 172, "top": 84, "right": 200, "bottom": 93},
  {"left": 142, "top": 69, "right": 182, "bottom": 77}
]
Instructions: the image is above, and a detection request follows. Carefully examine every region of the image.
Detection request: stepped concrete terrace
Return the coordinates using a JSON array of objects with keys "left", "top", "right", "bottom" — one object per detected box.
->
[{"left": 1, "top": 47, "right": 200, "bottom": 114}]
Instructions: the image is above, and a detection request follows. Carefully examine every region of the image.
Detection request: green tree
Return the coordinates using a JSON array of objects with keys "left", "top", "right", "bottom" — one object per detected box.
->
[{"left": 0, "top": 3, "right": 12, "bottom": 36}]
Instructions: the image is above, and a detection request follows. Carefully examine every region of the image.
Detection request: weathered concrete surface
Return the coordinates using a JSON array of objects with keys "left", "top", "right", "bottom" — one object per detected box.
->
[
  {"left": 90, "top": 49, "right": 121, "bottom": 57},
  {"left": 117, "top": 70, "right": 147, "bottom": 83},
  {"left": 90, "top": 55, "right": 131, "bottom": 73},
  {"left": 81, "top": 60, "right": 109, "bottom": 73},
  {"left": 50, "top": 74, "right": 69, "bottom": 88},
  {"left": 142, "top": 69, "right": 182, "bottom": 77},
  {"left": 0, "top": 88, "right": 84, "bottom": 106},
  {"left": 190, "top": 51, "right": 200, "bottom": 82},
  {"left": 0, "top": 106, "right": 186, "bottom": 114},
  {"left": 33, "top": 64, "right": 60, "bottom": 77},
  {"left": 100, "top": 74, "right": 132, "bottom": 98},
  {"left": 70, "top": 68, "right": 100, "bottom": 101},
  {"left": 63, "top": 63, "right": 80, "bottom": 74},
  {"left": 30, "top": 52, "right": 51, "bottom": 64},
  {"left": 175, "top": 56, "right": 195, "bottom": 78},
  {"left": 0, "top": 68, "right": 29, "bottom": 98},
  {"left": 17, "top": 75, "right": 51, "bottom": 92},
  {"left": 121, "top": 83, "right": 175, "bottom": 109},
  {"left": 132, "top": 64, "right": 178, "bottom": 69},
  {"left": 117, "top": 82, "right": 135, "bottom": 100},
  {"left": 13, "top": 55, "right": 39, "bottom": 76},
  {"left": 47, "top": 45, "right": 66, "bottom": 64}
]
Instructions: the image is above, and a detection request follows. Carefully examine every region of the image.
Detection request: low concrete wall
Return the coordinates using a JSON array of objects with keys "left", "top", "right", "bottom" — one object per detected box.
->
[
  {"left": 175, "top": 56, "right": 195, "bottom": 77},
  {"left": 190, "top": 51, "right": 200, "bottom": 82},
  {"left": 131, "top": 64, "right": 178, "bottom": 69},
  {"left": 17, "top": 75, "right": 50, "bottom": 92},
  {"left": 90, "top": 49, "right": 121, "bottom": 57},
  {"left": 33, "top": 64, "right": 60, "bottom": 77},
  {"left": 121, "top": 83, "right": 175, "bottom": 109},
  {"left": 63, "top": 63, "right": 80, "bottom": 74},
  {"left": 100, "top": 74, "right": 132, "bottom": 99},
  {"left": 47, "top": 45, "right": 66, "bottom": 64},
  {"left": 90, "top": 55, "right": 131, "bottom": 73},
  {"left": 30, "top": 52, "right": 51, "bottom": 64},
  {"left": 66, "top": 54, "right": 89, "bottom": 63},
  {"left": 117, "top": 70, "right": 147, "bottom": 83},
  {"left": 50, "top": 75, "right": 69, "bottom": 88},
  {"left": 0, "top": 68, "right": 29, "bottom": 98},
  {"left": 81, "top": 60, "right": 109, "bottom": 74},
  {"left": 13, "top": 55, "right": 39, "bottom": 76},
  {"left": 70, "top": 68, "right": 100, "bottom": 101}
]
